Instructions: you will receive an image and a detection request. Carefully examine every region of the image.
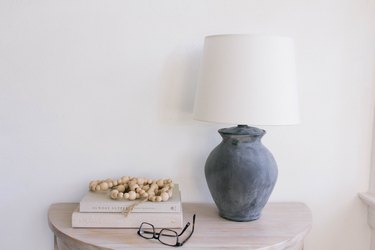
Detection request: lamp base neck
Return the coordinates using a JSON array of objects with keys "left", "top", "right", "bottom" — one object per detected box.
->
[{"left": 219, "top": 125, "right": 266, "bottom": 136}]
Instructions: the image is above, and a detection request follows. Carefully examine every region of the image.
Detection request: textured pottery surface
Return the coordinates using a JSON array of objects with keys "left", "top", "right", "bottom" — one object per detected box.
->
[{"left": 205, "top": 125, "right": 278, "bottom": 221}]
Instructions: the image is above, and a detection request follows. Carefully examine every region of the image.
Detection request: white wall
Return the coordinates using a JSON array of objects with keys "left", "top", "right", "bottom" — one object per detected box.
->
[{"left": 1, "top": 0, "right": 375, "bottom": 249}]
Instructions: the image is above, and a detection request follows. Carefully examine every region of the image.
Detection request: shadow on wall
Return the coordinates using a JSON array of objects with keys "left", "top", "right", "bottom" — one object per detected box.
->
[
  {"left": 157, "top": 47, "right": 202, "bottom": 125},
  {"left": 156, "top": 46, "right": 216, "bottom": 201}
]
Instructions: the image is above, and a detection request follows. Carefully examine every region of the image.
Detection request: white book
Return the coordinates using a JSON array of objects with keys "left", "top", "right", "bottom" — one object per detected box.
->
[
  {"left": 72, "top": 207, "right": 183, "bottom": 228},
  {"left": 79, "top": 184, "right": 181, "bottom": 213}
]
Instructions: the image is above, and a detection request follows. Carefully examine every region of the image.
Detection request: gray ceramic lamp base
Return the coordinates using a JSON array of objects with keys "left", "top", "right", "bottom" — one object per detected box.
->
[{"left": 205, "top": 125, "right": 278, "bottom": 222}]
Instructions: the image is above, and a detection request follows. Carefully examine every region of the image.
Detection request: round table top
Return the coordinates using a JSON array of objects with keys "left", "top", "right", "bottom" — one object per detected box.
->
[{"left": 48, "top": 202, "right": 312, "bottom": 250}]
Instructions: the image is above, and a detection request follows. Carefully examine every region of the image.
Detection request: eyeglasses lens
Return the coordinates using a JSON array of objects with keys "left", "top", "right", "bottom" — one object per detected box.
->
[
  {"left": 139, "top": 223, "right": 154, "bottom": 239},
  {"left": 159, "top": 229, "right": 178, "bottom": 246}
]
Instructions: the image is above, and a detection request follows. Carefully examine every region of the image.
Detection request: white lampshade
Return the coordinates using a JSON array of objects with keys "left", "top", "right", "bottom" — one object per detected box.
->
[{"left": 194, "top": 34, "right": 300, "bottom": 126}]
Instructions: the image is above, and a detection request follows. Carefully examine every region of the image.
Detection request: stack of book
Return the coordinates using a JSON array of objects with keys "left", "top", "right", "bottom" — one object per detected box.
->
[{"left": 72, "top": 184, "right": 183, "bottom": 228}]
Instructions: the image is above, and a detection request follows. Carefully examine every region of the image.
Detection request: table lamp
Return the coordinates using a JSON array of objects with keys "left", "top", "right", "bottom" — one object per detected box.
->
[{"left": 194, "top": 34, "right": 299, "bottom": 221}]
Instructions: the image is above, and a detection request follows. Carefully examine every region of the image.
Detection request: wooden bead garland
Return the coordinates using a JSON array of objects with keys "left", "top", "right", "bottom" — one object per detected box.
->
[{"left": 89, "top": 177, "right": 174, "bottom": 202}]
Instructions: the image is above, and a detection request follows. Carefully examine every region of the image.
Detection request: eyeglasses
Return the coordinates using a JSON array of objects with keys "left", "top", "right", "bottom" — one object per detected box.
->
[{"left": 137, "top": 214, "right": 196, "bottom": 247}]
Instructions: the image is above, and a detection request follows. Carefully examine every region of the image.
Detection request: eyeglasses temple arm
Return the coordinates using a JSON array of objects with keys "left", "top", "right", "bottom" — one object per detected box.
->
[
  {"left": 179, "top": 214, "right": 196, "bottom": 245},
  {"left": 177, "top": 222, "right": 191, "bottom": 236}
]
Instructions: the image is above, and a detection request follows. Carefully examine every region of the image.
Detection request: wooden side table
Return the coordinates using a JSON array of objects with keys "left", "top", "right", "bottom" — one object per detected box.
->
[{"left": 48, "top": 202, "right": 312, "bottom": 250}]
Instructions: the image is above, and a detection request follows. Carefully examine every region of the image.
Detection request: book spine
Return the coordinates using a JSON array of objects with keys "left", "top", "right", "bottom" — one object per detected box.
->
[
  {"left": 72, "top": 211, "right": 183, "bottom": 228},
  {"left": 79, "top": 202, "right": 181, "bottom": 213}
]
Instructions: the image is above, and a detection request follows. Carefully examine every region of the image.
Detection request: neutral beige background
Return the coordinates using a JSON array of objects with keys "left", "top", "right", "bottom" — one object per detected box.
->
[{"left": 0, "top": 0, "right": 375, "bottom": 249}]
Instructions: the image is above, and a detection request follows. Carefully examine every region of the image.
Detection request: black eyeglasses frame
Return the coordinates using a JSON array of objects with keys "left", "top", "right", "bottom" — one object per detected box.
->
[{"left": 137, "top": 214, "right": 196, "bottom": 247}]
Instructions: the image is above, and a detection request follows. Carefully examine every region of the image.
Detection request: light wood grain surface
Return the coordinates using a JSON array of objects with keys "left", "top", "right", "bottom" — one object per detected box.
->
[{"left": 48, "top": 202, "right": 312, "bottom": 250}]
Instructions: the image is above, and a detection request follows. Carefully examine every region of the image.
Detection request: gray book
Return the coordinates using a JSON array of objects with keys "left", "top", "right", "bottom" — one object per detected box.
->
[{"left": 72, "top": 206, "right": 183, "bottom": 228}]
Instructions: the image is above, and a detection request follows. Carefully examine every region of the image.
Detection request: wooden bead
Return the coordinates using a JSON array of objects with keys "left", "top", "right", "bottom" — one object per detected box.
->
[
  {"left": 100, "top": 182, "right": 109, "bottom": 191},
  {"left": 147, "top": 191, "right": 155, "bottom": 197},
  {"left": 117, "top": 185, "right": 125, "bottom": 192},
  {"left": 137, "top": 178, "right": 144, "bottom": 185},
  {"left": 89, "top": 181, "right": 97, "bottom": 189},
  {"left": 156, "top": 179, "right": 164, "bottom": 188},
  {"left": 121, "top": 176, "right": 130, "bottom": 184},
  {"left": 129, "top": 184, "right": 139, "bottom": 191},
  {"left": 128, "top": 191, "right": 136, "bottom": 200},
  {"left": 110, "top": 190, "right": 119, "bottom": 199},
  {"left": 128, "top": 180, "right": 137, "bottom": 186},
  {"left": 160, "top": 192, "right": 169, "bottom": 201}
]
